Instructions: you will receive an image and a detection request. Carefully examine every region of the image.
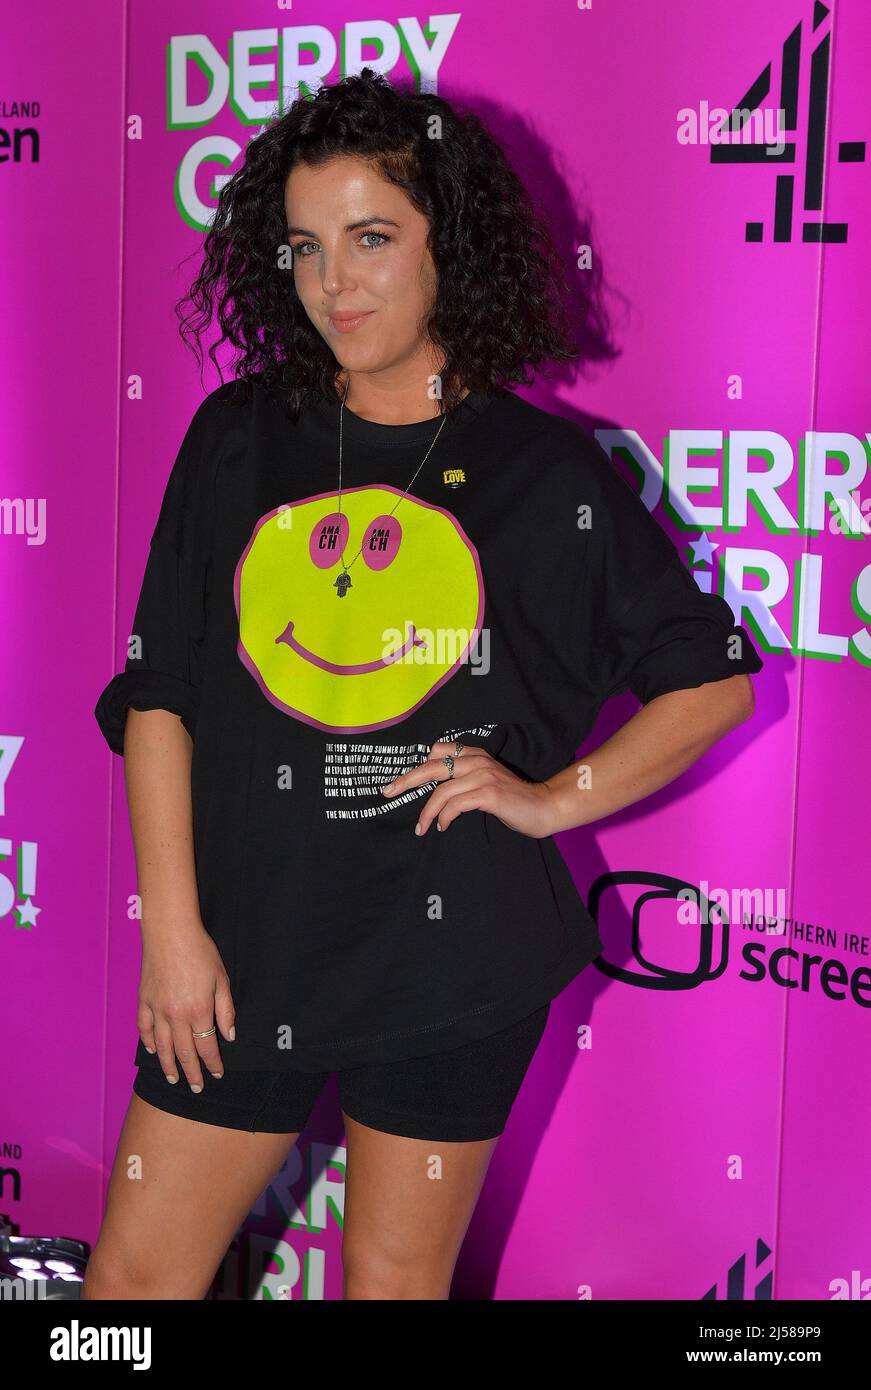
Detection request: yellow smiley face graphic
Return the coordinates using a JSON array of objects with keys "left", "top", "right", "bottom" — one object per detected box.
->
[{"left": 234, "top": 485, "right": 484, "bottom": 733}]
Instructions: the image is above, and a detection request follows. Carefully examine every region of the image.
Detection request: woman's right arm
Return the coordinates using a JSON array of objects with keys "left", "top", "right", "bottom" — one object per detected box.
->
[{"left": 124, "top": 707, "right": 235, "bottom": 1090}]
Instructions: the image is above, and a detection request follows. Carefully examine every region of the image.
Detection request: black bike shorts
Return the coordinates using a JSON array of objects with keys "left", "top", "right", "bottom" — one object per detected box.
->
[{"left": 132, "top": 1003, "right": 550, "bottom": 1142}]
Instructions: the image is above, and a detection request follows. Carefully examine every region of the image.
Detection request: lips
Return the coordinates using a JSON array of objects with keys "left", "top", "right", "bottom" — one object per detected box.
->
[{"left": 328, "top": 310, "right": 375, "bottom": 333}]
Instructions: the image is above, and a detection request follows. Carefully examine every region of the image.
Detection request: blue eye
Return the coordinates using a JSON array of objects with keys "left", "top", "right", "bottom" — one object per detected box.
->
[{"left": 290, "top": 232, "right": 391, "bottom": 258}]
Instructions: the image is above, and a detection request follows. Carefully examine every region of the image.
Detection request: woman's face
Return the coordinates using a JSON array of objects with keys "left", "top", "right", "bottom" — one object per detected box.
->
[{"left": 285, "top": 155, "right": 438, "bottom": 380}]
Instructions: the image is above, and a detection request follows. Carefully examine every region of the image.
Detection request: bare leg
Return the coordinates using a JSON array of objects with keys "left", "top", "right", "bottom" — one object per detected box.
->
[
  {"left": 340, "top": 1113, "right": 499, "bottom": 1300},
  {"left": 81, "top": 1093, "right": 299, "bottom": 1300}
]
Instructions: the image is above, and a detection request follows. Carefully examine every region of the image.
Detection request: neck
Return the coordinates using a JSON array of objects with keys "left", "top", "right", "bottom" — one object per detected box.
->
[{"left": 333, "top": 369, "right": 469, "bottom": 424}]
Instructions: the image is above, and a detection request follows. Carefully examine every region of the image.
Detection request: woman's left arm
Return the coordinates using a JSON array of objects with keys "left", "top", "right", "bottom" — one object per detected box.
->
[
  {"left": 381, "top": 671, "right": 755, "bottom": 838},
  {"left": 536, "top": 671, "right": 755, "bottom": 837}
]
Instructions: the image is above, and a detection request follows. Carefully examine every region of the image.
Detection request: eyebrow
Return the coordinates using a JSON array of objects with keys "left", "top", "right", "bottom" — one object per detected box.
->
[{"left": 286, "top": 215, "right": 401, "bottom": 237}]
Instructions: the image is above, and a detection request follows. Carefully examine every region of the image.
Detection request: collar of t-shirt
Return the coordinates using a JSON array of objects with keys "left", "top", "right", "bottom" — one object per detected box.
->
[{"left": 306, "top": 387, "right": 495, "bottom": 451}]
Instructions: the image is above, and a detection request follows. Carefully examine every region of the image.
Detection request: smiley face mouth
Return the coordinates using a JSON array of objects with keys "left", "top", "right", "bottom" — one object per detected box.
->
[{"left": 275, "top": 619, "right": 428, "bottom": 674}]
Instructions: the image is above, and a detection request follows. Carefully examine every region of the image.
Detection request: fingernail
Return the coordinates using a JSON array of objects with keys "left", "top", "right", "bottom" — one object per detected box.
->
[
  {"left": 210, "top": 1072, "right": 223, "bottom": 1079},
  {"left": 167, "top": 1075, "right": 178, "bottom": 1084},
  {"left": 229, "top": 1026, "right": 236, "bottom": 1040},
  {"left": 190, "top": 1085, "right": 203, "bottom": 1094},
  {"left": 415, "top": 823, "right": 423, "bottom": 835},
  {"left": 145, "top": 1047, "right": 155, "bottom": 1054},
  {"left": 381, "top": 783, "right": 393, "bottom": 793}
]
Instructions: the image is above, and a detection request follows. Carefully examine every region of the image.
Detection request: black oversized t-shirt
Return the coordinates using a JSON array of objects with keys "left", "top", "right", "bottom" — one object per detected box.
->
[{"left": 95, "top": 379, "right": 763, "bottom": 1072}]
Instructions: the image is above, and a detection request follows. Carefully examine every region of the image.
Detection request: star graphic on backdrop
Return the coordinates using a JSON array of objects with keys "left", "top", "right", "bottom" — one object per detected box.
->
[
  {"left": 687, "top": 532, "right": 718, "bottom": 567},
  {"left": 14, "top": 898, "right": 41, "bottom": 930}
]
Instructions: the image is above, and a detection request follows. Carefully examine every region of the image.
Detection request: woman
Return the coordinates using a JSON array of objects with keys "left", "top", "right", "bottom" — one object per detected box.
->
[{"left": 87, "top": 70, "right": 762, "bottom": 1300}]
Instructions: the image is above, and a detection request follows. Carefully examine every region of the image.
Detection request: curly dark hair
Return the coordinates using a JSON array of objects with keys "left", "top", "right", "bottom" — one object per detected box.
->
[{"left": 176, "top": 68, "right": 619, "bottom": 422}]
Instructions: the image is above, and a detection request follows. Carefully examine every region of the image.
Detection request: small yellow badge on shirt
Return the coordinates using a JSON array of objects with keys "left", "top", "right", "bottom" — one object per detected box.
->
[{"left": 442, "top": 467, "right": 466, "bottom": 488}]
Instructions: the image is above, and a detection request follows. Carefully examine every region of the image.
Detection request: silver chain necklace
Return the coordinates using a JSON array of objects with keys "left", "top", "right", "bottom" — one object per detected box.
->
[{"left": 333, "top": 374, "right": 449, "bottom": 597}]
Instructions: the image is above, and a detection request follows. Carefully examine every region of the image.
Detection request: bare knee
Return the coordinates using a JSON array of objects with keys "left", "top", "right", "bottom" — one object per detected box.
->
[
  {"left": 342, "top": 1244, "right": 453, "bottom": 1300},
  {"left": 81, "top": 1231, "right": 212, "bottom": 1301}
]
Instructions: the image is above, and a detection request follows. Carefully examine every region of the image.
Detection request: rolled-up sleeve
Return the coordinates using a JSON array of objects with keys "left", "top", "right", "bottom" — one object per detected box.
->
[
  {"left": 94, "top": 397, "right": 216, "bottom": 755},
  {"left": 578, "top": 437, "right": 763, "bottom": 705},
  {"left": 594, "top": 556, "right": 763, "bottom": 705}
]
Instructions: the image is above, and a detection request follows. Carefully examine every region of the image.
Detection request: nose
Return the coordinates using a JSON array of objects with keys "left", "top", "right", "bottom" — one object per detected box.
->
[{"left": 318, "top": 241, "right": 357, "bottom": 299}]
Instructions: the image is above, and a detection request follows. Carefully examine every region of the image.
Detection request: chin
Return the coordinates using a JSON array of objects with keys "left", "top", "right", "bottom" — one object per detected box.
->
[{"left": 336, "top": 347, "right": 386, "bottom": 371}]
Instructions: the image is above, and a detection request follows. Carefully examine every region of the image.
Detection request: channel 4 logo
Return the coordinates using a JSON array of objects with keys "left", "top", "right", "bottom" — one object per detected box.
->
[
  {"left": 712, "top": 1, "right": 865, "bottom": 242},
  {"left": 702, "top": 1240, "right": 774, "bottom": 1300}
]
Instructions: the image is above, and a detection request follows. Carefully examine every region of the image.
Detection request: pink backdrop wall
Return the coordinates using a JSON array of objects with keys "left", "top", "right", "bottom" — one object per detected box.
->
[{"left": 2, "top": 0, "right": 868, "bottom": 1300}]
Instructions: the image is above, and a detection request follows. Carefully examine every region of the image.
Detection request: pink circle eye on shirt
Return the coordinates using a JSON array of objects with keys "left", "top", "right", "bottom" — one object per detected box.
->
[
  {"left": 360, "top": 514, "right": 401, "bottom": 570},
  {"left": 309, "top": 512, "right": 350, "bottom": 568}
]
